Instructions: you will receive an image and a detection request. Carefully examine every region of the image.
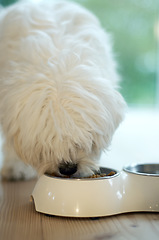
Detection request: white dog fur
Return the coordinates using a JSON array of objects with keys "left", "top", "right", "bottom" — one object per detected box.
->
[{"left": 0, "top": 0, "right": 126, "bottom": 180}]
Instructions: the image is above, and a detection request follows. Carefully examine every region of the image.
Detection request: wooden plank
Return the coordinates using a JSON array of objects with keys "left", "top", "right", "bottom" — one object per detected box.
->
[{"left": 0, "top": 180, "right": 42, "bottom": 240}]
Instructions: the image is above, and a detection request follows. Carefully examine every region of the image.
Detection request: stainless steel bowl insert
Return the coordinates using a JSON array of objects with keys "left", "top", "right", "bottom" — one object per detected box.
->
[{"left": 123, "top": 163, "right": 159, "bottom": 176}]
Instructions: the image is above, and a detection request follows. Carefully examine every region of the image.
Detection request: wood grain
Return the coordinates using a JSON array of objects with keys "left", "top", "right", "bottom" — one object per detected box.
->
[{"left": 0, "top": 179, "right": 159, "bottom": 240}]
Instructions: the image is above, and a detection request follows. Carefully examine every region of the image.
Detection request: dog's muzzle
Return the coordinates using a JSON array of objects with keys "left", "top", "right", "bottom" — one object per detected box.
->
[{"left": 59, "top": 161, "right": 78, "bottom": 176}]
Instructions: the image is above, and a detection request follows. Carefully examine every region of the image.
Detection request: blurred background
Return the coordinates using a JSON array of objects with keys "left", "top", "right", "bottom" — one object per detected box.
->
[
  {"left": 0, "top": 0, "right": 158, "bottom": 170},
  {"left": 75, "top": 0, "right": 159, "bottom": 107}
]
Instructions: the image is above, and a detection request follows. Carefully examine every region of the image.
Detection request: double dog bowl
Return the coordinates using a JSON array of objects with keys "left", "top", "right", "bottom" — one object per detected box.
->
[{"left": 32, "top": 163, "right": 159, "bottom": 217}]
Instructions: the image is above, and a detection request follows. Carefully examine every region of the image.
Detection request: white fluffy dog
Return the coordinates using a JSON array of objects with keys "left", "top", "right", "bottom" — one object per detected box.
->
[{"left": 0, "top": 0, "right": 126, "bottom": 180}]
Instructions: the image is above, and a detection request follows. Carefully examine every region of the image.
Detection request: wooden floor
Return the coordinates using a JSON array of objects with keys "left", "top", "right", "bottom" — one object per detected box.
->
[{"left": 0, "top": 179, "right": 159, "bottom": 240}]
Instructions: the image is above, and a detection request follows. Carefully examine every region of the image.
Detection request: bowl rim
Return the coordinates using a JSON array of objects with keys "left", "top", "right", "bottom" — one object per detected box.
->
[
  {"left": 123, "top": 163, "right": 159, "bottom": 177},
  {"left": 44, "top": 167, "right": 120, "bottom": 181}
]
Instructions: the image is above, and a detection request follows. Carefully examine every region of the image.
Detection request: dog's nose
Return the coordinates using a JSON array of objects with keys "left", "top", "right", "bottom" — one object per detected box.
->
[{"left": 59, "top": 162, "right": 78, "bottom": 176}]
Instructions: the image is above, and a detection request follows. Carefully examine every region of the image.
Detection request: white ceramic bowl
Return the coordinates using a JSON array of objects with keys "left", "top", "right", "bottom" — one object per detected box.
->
[
  {"left": 32, "top": 164, "right": 159, "bottom": 217},
  {"left": 121, "top": 163, "right": 159, "bottom": 213},
  {"left": 32, "top": 167, "right": 120, "bottom": 217}
]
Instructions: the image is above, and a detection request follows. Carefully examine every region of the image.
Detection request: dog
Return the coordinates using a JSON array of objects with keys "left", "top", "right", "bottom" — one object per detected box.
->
[{"left": 0, "top": 0, "right": 126, "bottom": 180}]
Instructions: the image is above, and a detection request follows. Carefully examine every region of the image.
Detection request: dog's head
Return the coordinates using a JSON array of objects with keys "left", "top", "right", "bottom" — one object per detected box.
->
[
  {"left": 7, "top": 74, "right": 125, "bottom": 178},
  {"left": 2, "top": 47, "right": 126, "bottom": 178}
]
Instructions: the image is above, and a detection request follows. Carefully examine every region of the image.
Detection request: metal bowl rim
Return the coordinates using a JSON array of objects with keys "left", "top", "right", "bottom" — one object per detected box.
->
[
  {"left": 123, "top": 163, "right": 159, "bottom": 177},
  {"left": 45, "top": 167, "right": 120, "bottom": 181}
]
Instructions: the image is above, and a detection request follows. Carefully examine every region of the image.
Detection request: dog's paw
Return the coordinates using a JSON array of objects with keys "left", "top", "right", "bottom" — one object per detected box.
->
[{"left": 1, "top": 161, "right": 37, "bottom": 181}]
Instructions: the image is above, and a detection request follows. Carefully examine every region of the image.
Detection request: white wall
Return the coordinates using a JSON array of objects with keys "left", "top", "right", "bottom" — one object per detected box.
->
[{"left": 100, "top": 108, "right": 159, "bottom": 171}]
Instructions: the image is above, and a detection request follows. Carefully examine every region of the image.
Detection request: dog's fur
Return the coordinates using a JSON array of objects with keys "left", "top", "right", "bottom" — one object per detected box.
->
[{"left": 0, "top": 0, "right": 126, "bottom": 180}]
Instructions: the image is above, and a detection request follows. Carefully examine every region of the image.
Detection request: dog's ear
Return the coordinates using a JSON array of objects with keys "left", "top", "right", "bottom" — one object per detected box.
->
[
  {"left": 88, "top": 89, "right": 126, "bottom": 152},
  {"left": 108, "top": 90, "right": 126, "bottom": 130},
  {"left": 13, "top": 129, "right": 25, "bottom": 162}
]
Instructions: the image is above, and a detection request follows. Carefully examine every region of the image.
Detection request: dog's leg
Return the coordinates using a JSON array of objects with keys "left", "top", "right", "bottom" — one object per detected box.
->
[{"left": 1, "top": 140, "right": 37, "bottom": 181}]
